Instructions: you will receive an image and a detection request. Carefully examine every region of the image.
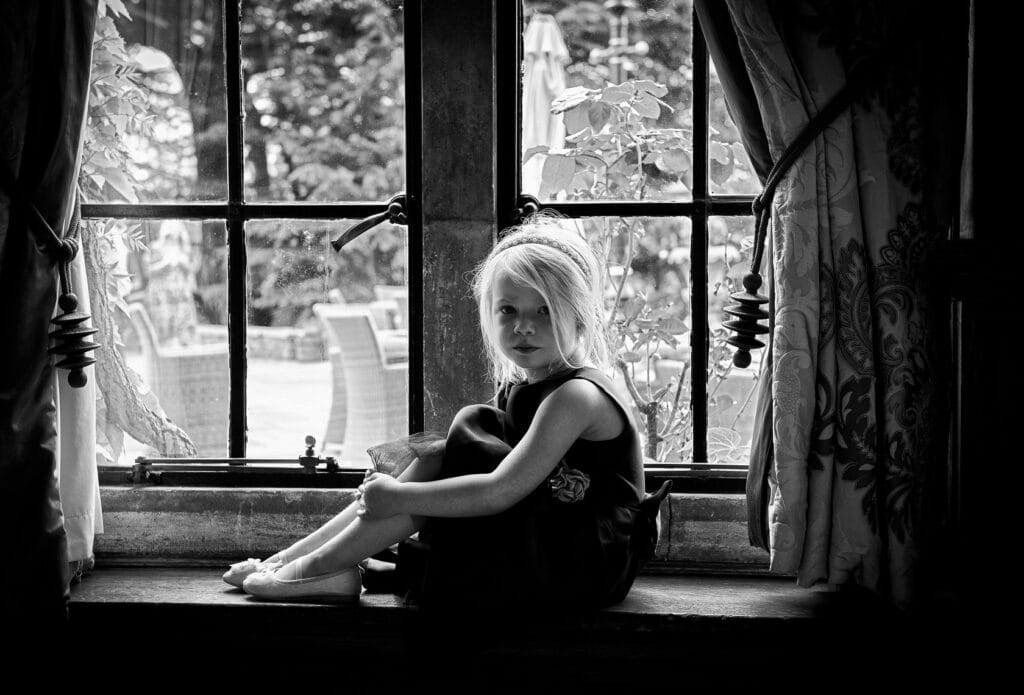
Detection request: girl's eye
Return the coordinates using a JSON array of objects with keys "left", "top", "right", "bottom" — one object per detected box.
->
[
  {"left": 538, "top": 306, "right": 550, "bottom": 316},
  {"left": 498, "top": 305, "right": 515, "bottom": 315}
]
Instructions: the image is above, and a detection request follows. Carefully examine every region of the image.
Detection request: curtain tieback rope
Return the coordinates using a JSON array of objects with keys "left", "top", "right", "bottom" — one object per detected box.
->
[
  {"left": 0, "top": 162, "right": 98, "bottom": 387},
  {"left": 48, "top": 199, "right": 99, "bottom": 388},
  {"left": 724, "top": 71, "right": 868, "bottom": 367}
]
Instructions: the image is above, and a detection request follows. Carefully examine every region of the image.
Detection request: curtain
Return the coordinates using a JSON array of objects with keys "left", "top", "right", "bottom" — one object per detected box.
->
[
  {"left": 0, "top": 0, "right": 99, "bottom": 627},
  {"left": 696, "top": 0, "right": 967, "bottom": 605}
]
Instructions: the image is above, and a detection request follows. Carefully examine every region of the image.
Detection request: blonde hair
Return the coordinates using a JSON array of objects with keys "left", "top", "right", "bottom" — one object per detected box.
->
[{"left": 472, "top": 215, "right": 610, "bottom": 386}]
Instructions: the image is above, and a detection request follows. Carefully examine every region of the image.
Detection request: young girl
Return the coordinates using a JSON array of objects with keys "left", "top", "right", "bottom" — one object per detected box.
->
[{"left": 225, "top": 217, "right": 666, "bottom": 610}]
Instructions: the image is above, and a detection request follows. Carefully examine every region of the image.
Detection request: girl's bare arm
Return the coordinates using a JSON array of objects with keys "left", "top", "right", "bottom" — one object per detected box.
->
[{"left": 358, "top": 379, "right": 615, "bottom": 519}]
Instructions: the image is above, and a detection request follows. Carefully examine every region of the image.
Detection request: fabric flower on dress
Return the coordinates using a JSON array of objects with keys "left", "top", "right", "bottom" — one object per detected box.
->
[{"left": 548, "top": 459, "right": 590, "bottom": 503}]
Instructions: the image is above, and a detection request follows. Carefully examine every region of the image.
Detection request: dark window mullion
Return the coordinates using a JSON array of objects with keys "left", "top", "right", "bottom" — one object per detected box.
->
[
  {"left": 691, "top": 7, "right": 709, "bottom": 464},
  {"left": 80, "top": 203, "right": 394, "bottom": 220},
  {"left": 81, "top": 203, "right": 228, "bottom": 219},
  {"left": 540, "top": 201, "right": 696, "bottom": 217},
  {"left": 224, "top": 0, "right": 247, "bottom": 458},
  {"left": 496, "top": 1, "right": 522, "bottom": 232},
  {"left": 534, "top": 201, "right": 754, "bottom": 219},
  {"left": 405, "top": 0, "right": 424, "bottom": 434}
]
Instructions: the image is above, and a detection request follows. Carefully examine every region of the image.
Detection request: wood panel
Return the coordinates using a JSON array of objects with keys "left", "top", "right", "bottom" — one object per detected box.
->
[{"left": 419, "top": 0, "right": 496, "bottom": 430}]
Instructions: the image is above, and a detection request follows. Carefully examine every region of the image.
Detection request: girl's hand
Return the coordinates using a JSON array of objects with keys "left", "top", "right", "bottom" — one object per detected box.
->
[{"left": 356, "top": 472, "right": 404, "bottom": 520}]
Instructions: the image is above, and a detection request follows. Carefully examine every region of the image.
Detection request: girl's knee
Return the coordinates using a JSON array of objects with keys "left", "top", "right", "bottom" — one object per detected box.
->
[{"left": 398, "top": 454, "right": 444, "bottom": 482}]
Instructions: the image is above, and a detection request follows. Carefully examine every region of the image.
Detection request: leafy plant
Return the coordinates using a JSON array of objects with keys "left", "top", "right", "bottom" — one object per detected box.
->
[
  {"left": 80, "top": 2, "right": 150, "bottom": 350},
  {"left": 80, "top": 1, "right": 200, "bottom": 462},
  {"left": 527, "top": 78, "right": 758, "bottom": 462},
  {"left": 240, "top": 0, "right": 408, "bottom": 325}
]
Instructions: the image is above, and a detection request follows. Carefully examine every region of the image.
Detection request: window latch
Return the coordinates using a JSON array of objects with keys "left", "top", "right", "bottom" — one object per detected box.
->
[
  {"left": 330, "top": 193, "right": 407, "bottom": 252},
  {"left": 299, "top": 435, "right": 339, "bottom": 473},
  {"left": 511, "top": 194, "right": 541, "bottom": 225}
]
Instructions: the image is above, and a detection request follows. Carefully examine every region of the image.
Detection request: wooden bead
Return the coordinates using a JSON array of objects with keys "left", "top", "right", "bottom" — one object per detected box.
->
[
  {"left": 49, "top": 295, "right": 99, "bottom": 388},
  {"left": 723, "top": 273, "right": 769, "bottom": 368},
  {"left": 58, "top": 292, "right": 78, "bottom": 313},
  {"left": 68, "top": 369, "right": 87, "bottom": 388}
]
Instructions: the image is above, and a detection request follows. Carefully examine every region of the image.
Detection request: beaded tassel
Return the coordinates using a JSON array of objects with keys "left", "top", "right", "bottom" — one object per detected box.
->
[
  {"left": 723, "top": 271, "right": 769, "bottom": 368},
  {"left": 49, "top": 238, "right": 98, "bottom": 388}
]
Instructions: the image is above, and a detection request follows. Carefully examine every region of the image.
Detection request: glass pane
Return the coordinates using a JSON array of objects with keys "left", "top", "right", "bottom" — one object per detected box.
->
[
  {"left": 709, "top": 56, "right": 762, "bottom": 196},
  {"left": 241, "top": 1, "right": 406, "bottom": 202},
  {"left": 85, "top": 219, "right": 229, "bottom": 464},
  {"left": 707, "top": 216, "right": 759, "bottom": 464},
  {"left": 521, "top": 1, "right": 694, "bottom": 202},
  {"left": 245, "top": 220, "right": 409, "bottom": 464},
  {"left": 84, "top": 2, "right": 227, "bottom": 203},
  {"left": 576, "top": 216, "right": 692, "bottom": 462}
]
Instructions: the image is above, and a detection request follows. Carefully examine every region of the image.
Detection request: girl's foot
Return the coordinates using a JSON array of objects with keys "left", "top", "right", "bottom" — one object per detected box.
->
[
  {"left": 273, "top": 551, "right": 337, "bottom": 581},
  {"left": 242, "top": 556, "right": 362, "bottom": 604},
  {"left": 221, "top": 555, "right": 287, "bottom": 588}
]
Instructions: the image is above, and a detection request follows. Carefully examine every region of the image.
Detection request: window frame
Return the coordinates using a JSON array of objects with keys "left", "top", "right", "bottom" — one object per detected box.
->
[{"left": 88, "top": 0, "right": 750, "bottom": 494}]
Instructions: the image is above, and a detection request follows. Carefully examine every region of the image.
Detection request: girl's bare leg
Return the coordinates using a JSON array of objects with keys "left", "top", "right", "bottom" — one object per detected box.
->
[
  {"left": 293, "top": 510, "right": 419, "bottom": 577},
  {"left": 265, "top": 497, "right": 360, "bottom": 564},
  {"left": 273, "top": 454, "right": 443, "bottom": 579}
]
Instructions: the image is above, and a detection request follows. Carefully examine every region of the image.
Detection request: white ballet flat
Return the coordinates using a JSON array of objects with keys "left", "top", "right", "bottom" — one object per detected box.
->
[
  {"left": 222, "top": 558, "right": 283, "bottom": 588},
  {"left": 242, "top": 565, "right": 362, "bottom": 604}
]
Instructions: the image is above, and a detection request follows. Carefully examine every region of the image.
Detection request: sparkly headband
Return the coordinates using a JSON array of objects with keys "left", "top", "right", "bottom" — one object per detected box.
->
[{"left": 494, "top": 234, "right": 592, "bottom": 280}]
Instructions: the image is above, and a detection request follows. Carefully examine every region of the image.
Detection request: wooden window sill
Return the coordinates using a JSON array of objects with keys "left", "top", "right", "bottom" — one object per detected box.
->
[{"left": 67, "top": 566, "right": 970, "bottom": 687}]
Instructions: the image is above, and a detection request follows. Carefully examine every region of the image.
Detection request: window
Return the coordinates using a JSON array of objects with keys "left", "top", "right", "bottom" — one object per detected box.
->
[
  {"left": 85, "top": 1, "right": 759, "bottom": 492},
  {"left": 83, "top": 1, "right": 768, "bottom": 571},
  {"left": 84, "top": 0, "right": 418, "bottom": 476},
  {"left": 514, "top": 1, "right": 762, "bottom": 476}
]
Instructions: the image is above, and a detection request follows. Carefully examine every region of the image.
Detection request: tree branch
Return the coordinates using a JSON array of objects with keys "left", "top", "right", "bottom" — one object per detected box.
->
[{"left": 83, "top": 224, "right": 198, "bottom": 458}]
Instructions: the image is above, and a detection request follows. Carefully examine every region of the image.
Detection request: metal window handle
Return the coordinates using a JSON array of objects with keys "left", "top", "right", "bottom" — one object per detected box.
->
[
  {"left": 511, "top": 194, "right": 541, "bottom": 226},
  {"left": 330, "top": 193, "right": 408, "bottom": 252}
]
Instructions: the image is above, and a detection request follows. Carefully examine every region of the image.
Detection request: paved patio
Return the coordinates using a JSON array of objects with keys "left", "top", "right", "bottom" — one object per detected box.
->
[
  {"left": 122, "top": 355, "right": 343, "bottom": 463},
  {"left": 118, "top": 352, "right": 755, "bottom": 465}
]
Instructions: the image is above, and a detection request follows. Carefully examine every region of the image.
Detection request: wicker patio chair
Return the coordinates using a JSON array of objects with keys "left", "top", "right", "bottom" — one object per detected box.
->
[
  {"left": 128, "top": 303, "right": 229, "bottom": 457},
  {"left": 313, "top": 303, "right": 408, "bottom": 467}
]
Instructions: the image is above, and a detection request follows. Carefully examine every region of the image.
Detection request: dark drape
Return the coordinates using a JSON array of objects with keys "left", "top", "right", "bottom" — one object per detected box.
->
[
  {"left": 0, "top": 1, "right": 98, "bottom": 628},
  {"left": 695, "top": 0, "right": 772, "bottom": 183}
]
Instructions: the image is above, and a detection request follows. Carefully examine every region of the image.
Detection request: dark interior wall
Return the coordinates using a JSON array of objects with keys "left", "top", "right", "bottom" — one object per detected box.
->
[{"left": 957, "top": 4, "right": 1009, "bottom": 601}]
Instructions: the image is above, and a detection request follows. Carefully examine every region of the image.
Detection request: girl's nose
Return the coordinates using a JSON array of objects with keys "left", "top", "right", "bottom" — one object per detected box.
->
[{"left": 514, "top": 318, "right": 535, "bottom": 335}]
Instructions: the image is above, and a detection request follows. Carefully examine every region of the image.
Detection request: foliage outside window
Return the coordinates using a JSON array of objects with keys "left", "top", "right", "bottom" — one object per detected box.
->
[
  {"left": 80, "top": 0, "right": 760, "bottom": 467},
  {"left": 81, "top": 0, "right": 409, "bottom": 464},
  {"left": 524, "top": 0, "right": 762, "bottom": 463}
]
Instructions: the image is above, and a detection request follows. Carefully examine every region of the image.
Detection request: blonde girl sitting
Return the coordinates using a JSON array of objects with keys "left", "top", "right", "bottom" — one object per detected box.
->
[{"left": 226, "top": 216, "right": 666, "bottom": 609}]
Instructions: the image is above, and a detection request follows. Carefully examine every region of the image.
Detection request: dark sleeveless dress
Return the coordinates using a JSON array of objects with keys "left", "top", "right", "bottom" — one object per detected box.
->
[{"left": 398, "top": 367, "right": 660, "bottom": 614}]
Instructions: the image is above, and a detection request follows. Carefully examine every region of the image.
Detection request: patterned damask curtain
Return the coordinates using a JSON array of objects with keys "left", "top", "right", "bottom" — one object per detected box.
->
[
  {"left": 0, "top": 1, "right": 99, "bottom": 627},
  {"left": 696, "top": 0, "right": 967, "bottom": 605}
]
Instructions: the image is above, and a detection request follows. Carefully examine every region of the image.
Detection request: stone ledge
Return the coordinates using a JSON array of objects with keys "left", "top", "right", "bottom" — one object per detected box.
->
[{"left": 95, "top": 486, "right": 769, "bottom": 569}]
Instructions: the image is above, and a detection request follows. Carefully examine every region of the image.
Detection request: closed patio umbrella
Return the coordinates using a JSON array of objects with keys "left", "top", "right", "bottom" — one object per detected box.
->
[{"left": 521, "top": 12, "right": 571, "bottom": 198}]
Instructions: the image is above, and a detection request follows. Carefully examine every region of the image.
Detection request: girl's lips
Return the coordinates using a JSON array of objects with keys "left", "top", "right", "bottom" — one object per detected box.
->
[{"left": 514, "top": 346, "right": 539, "bottom": 353}]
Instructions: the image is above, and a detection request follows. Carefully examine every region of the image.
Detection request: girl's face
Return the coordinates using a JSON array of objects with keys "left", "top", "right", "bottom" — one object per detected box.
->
[{"left": 490, "top": 272, "right": 571, "bottom": 382}]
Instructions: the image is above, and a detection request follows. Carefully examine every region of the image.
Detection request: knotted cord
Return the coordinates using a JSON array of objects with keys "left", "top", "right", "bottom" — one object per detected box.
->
[
  {"left": 0, "top": 162, "right": 98, "bottom": 387},
  {"left": 724, "top": 71, "right": 867, "bottom": 367}
]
